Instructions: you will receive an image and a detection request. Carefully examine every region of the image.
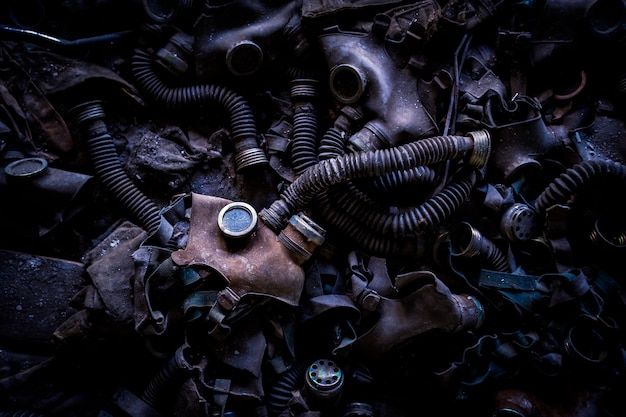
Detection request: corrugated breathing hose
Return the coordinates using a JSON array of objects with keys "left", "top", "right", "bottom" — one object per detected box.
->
[
  {"left": 329, "top": 169, "right": 478, "bottom": 236},
  {"left": 315, "top": 187, "right": 430, "bottom": 258},
  {"left": 360, "top": 165, "right": 438, "bottom": 194},
  {"left": 449, "top": 221, "right": 510, "bottom": 272},
  {"left": 265, "top": 360, "right": 308, "bottom": 417},
  {"left": 140, "top": 348, "right": 190, "bottom": 410},
  {"left": 318, "top": 126, "right": 348, "bottom": 161},
  {"left": 289, "top": 70, "right": 320, "bottom": 175},
  {"left": 131, "top": 49, "right": 268, "bottom": 172},
  {"left": 317, "top": 109, "right": 437, "bottom": 193},
  {"left": 260, "top": 131, "right": 491, "bottom": 235},
  {"left": 534, "top": 159, "right": 626, "bottom": 213},
  {"left": 70, "top": 100, "right": 162, "bottom": 236}
]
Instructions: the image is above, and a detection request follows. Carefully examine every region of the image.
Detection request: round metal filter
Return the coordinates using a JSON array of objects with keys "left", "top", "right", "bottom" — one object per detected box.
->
[
  {"left": 304, "top": 359, "right": 344, "bottom": 399},
  {"left": 500, "top": 203, "right": 537, "bottom": 241}
]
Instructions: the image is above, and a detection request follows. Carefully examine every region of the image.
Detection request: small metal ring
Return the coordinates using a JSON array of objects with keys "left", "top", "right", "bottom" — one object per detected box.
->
[
  {"left": 217, "top": 201, "right": 258, "bottom": 238},
  {"left": 4, "top": 157, "right": 49, "bottom": 179},
  {"left": 329, "top": 64, "right": 367, "bottom": 104}
]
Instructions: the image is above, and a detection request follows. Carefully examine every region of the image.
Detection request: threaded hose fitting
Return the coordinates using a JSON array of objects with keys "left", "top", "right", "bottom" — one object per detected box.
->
[
  {"left": 450, "top": 222, "right": 510, "bottom": 272},
  {"left": 467, "top": 129, "right": 491, "bottom": 168}
]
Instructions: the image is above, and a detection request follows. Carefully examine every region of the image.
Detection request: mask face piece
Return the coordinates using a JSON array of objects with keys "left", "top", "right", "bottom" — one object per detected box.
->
[
  {"left": 347, "top": 267, "right": 484, "bottom": 360},
  {"left": 171, "top": 193, "right": 306, "bottom": 314},
  {"left": 319, "top": 29, "right": 439, "bottom": 152}
]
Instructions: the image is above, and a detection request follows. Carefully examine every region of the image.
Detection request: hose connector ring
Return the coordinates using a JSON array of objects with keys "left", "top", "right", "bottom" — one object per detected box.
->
[
  {"left": 259, "top": 199, "right": 290, "bottom": 232},
  {"left": 466, "top": 129, "right": 491, "bottom": 168},
  {"left": 68, "top": 100, "right": 106, "bottom": 126},
  {"left": 234, "top": 147, "right": 269, "bottom": 172}
]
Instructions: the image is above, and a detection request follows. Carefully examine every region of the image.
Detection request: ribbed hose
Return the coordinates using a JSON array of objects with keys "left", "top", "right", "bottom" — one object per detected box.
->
[
  {"left": 71, "top": 101, "right": 162, "bottom": 236},
  {"left": 312, "top": 170, "right": 476, "bottom": 257},
  {"left": 318, "top": 117, "right": 437, "bottom": 196},
  {"left": 260, "top": 131, "right": 490, "bottom": 231},
  {"left": 534, "top": 159, "right": 626, "bottom": 213},
  {"left": 290, "top": 77, "right": 320, "bottom": 175},
  {"left": 286, "top": 134, "right": 474, "bottom": 208},
  {"left": 131, "top": 49, "right": 267, "bottom": 171},
  {"left": 449, "top": 221, "right": 510, "bottom": 272},
  {"left": 334, "top": 170, "right": 478, "bottom": 236},
  {"left": 141, "top": 350, "right": 190, "bottom": 409},
  {"left": 387, "top": 173, "right": 477, "bottom": 235},
  {"left": 266, "top": 360, "right": 308, "bottom": 417},
  {"left": 316, "top": 117, "right": 437, "bottom": 248},
  {"left": 316, "top": 187, "right": 429, "bottom": 257},
  {"left": 361, "top": 165, "right": 437, "bottom": 194},
  {"left": 317, "top": 106, "right": 364, "bottom": 161},
  {"left": 318, "top": 126, "right": 347, "bottom": 161}
]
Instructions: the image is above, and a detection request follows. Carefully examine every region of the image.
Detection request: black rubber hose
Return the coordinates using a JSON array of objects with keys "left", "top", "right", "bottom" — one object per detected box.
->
[
  {"left": 71, "top": 101, "right": 162, "bottom": 236},
  {"left": 363, "top": 165, "right": 437, "bottom": 194},
  {"left": 141, "top": 351, "right": 190, "bottom": 410},
  {"left": 317, "top": 106, "right": 365, "bottom": 161},
  {"left": 260, "top": 132, "right": 490, "bottom": 231},
  {"left": 315, "top": 125, "right": 480, "bottom": 255},
  {"left": 318, "top": 126, "right": 347, "bottom": 161},
  {"left": 534, "top": 159, "right": 626, "bottom": 213},
  {"left": 449, "top": 221, "right": 510, "bottom": 272},
  {"left": 315, "top": 186, "right": 429, "bottom": 258},
  {"left": 265, "top": 360, "right": 308, "bottom": 417},
  {"left": 131, "top": 49, "right": 267, "bottom": 171},
  {"left": 286, "top": 135, "right": 475, "bottom": 208},
  {"left": 329, "top": 169, "right": 478, "bottom": 236},
  {"left": 290, "top": 77, "right": 320, "bottom": 175},
  {"left": 317, "top": 117, "right": 437, "bottom": 199}
]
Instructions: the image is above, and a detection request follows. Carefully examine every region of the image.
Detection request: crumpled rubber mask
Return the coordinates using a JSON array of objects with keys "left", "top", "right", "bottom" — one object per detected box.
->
[
  {"left": 344, "top": 254, "right": 485, "bottom": 360},
  {"left": 171, "top": 193, "right": 305, "bottom": 314}
]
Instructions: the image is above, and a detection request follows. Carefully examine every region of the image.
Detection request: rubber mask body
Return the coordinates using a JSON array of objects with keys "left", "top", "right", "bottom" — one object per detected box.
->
[
  {"left": 194, "top": 1, "right": 301, "bottom": 80},
  {"left": 349, "top": 270, "right": 483, "bottom": 359},
  {"left": 319, "top": 30, "right": 438, "bottom": 150},
  {"left": 171, "top": 193, "right": 305, "bottom": 309}
]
